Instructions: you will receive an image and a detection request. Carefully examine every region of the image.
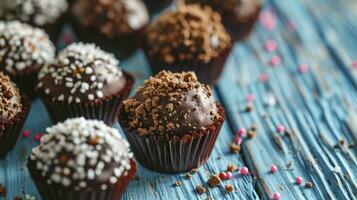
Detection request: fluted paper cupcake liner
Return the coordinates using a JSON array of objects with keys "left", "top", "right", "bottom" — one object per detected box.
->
[
  {"left": 0, "top": 94, "right": 31, "bottom": 158},
  {"left": 27, "top": 159, "right": 137, "bottom": 200},
  {"left": 10, "top": 68, "right": 40, "bottom": 100},
  {"left": 120, "top": 105, "right": 225, "bottom": 173},
  {"left": 39, "top": 72, "right": 134, "bottom": 126},
  {"left": 144, "top": 44, "right": 232, "bottom": 85}
]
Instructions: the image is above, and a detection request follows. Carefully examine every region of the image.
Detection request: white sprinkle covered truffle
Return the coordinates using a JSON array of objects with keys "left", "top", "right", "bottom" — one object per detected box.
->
[
  {"left": 0, "top": 21, "right": 55, "bottom": 75},
  {"left": 37, "top": 43, "right": 125, "bottom": 104},
  {"left": 0, "top": 0, "right": 68, "bottom": 26},
  {"left": 29, "top": 117, "right": 133, "bottom": 189}
]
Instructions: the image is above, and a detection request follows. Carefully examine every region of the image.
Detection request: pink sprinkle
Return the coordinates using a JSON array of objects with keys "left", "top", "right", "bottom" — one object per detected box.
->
[
  {"left": 269, "top": 56, "right": 281, "bottom": 67},
  {"left": 260, "top": 10, "right": 277, "bottom": 30},
  {"left": 352, "top": 60, "right": 357, "bottom": 69},
  {"left": 226, "top": 172, "right": 233, "bottom": 179},
  {"left": 287, "top": 20, "right": 296, "bottom": 32},
  {"left": 22, "top": 130, "right": 30, "bottom": 138},
  {"left": 273, "top": 192, "right": 281, "bottom": 200},
  {"left": 270, "top": 165, "right": 278, "bottom": 173},
  {"left": 246, "top": 94, "right": 256, "bottom": 102},
  {"left": 259, "top": 73, "right": 269, "bottom": 83},
  {"left": 234, "top": 136, "right": 243, "bottom": 145},
  {"left": 237, "top": 128, "right": 246, "bottom": 137},
  {"left": 265, "top": 40, "right": 277, "bottom": 52},
  {"left": 34, "top": 133, "right": 43, "bottom": 142},
  {"left": 219, "top": 172, "right": 227, "bottom": 180},
  {"left": 240, "top": 167, "right": 249, "bottom": 176},
  {"left": 296, "top": 176, "right": 303, "bottom": 185},
  {"left": 61, "top": 32, "right": 74, "bottom": 44},
  {"left": 276, "top": 125, "right": 285, "bottom": 133},
  {"left": 298, "top": 64, "right": 309, "bottom": 73}
]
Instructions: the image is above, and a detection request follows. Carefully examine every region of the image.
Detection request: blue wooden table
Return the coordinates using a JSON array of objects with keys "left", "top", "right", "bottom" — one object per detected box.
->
[{"left": 1, "top": 0, "right": 357, "bottom": 199}]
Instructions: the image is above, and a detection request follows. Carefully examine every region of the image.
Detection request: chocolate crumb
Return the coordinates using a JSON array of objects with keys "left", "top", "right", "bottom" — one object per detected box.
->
[
  {"left": 195, "top": 185, "right": 207, "bottom": 194},
  {"left": 217, "top": 156, "right": 221, "bottom": 160},
  {"left": 191, "top": 168, "right": 198, "bottom": 174},
  {"left": 208, "top": 174, "right": 221, "bottom": 187},
  {"left": 14, "top": 197, "right": 22, "bottom": 200},
  {"left": 227, "top": 163, "right": 238, "bottom": 172},
  {"left": 250, "top": 124, "right": 258, "bottom": 131},
  {"left": 247, "top": 130, "right": 255, "bottom": 139},
  {"left": 0, "top": 184, "right": 6, "bottom": 197},
  {"left": 225, "top": 184, "right": 234, "bottom": 192},
  {"left": 229, "top": 143, "right": 241, "bottom": 153},
  {"left": 174, "top": 181, "right": 182, "bottom": 187},
  {"left": 245, "top": 103, "right": 254, "bottom": 112},
  {"left": 305, "top": 181, "right": 313, "bottom": 188},
  {"left": 185, "top": 173, "right": 192, "bottom": 179},
  {"left": 286, "top": 160, "right": 293, "bottom": 168},
  {"left": 348, "top": 143, "right": 355, "bottom": 148},
  {"left": 339, "top": 139, "right": 345, "bottom": 146}
]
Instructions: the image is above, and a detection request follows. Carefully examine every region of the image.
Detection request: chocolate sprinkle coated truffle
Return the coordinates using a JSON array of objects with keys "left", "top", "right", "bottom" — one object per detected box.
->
[
  {"left": 29, "top": 117, "right": 133, "bottom": 190},
  {"left": 123, "top": 71, "right": 221, "bottom": 136},
  {"left": 146, "top": 4, "right": 231, "bottom": 64},
  {"left": 37, "top": 43, "right": 126, "bottom": 104},
  {"left": 0, "top": 21, "right": 55, "bottom": 76},
  {"left": 0, "top": 72, "right": 22, "bottom": 123},
  {"left": 0, "top": 0, "right": 68, "bottom": 26},
  {"left": 72, "top": 0, "right": 149, "bottom": 38}
]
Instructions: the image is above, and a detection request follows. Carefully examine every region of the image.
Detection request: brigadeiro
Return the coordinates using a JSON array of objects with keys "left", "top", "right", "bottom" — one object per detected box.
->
[
  {"left": 119, "top": 71, "right": 225, "bottom": 173},
  {"left": 36, "top": 43, "right": 134, "bottom": 125},
  {"left": 27, "top": 117, "right": 136, "bottom": 200},
  {"left": 142, "top": 0, "right": 173, "bottom": 15},
  {"left": 0, "top": 21, "right": 55, "bottom": 99},
  {"left": 143, "top": 4, "right": 232, "bottom": 85},
  {"left": 0, "top": 0, "right": 68, "bottom": 42},
  {"left": 0, "top": 71, "right": 30, "bottom": 158},
  {"left": 70, "top": 0, "right": 149, "bottom": 59},
  {"left": 185, "top": 0, "right": 262, "bottom": 41}
]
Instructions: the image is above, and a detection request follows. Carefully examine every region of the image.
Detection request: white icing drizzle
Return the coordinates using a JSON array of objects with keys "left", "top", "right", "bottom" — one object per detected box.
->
[
  {"left": 0, "top": 21, "right": 55, "bottom": 75},
  {"left": 30, "top": 117, "right": 133, "bottom": 189},
  {"left": 0, "top": 0, "right": 68, "bottom": 26}
]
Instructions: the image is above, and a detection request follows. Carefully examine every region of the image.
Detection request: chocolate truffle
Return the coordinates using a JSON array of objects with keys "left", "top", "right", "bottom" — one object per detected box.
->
[
  {"left": 37, "top": 43, "right": 134, "bottom": 125},
  {"left": 71, "top": 0, "right": 149, "bottom": 59},
  {"left": 27, "top": 117, "right": 136, "bottom": 200},
  {"left": 0, "top": 71, "right": 30, "bottom": 157},
  {"left": 0, "top": 0, "right": 68, "bottom": 42},
  {"left": 142, "top": 0, "right": 173, "bottom": 14},
  {"left": 120, "top": 71, "right": 225, "bottom": 173},
  {"left": 185, "top": 0, "right": 261, "bottom": 41},
  {"left": 0, "top": 21, "right": 55, "bottom": 99},
  {"left": 144, "top": 4, "right": 232, "bottom": 84}
]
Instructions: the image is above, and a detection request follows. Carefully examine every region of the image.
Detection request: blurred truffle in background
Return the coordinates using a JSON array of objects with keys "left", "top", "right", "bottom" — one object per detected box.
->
[
  {"left": 0, "top": 0, "right": 68, "bottom": 43},
  {"left": 185, "top": 0, "right": 261, "bottom": 41},
  {"left": 70, "top": 0, "right": 149, "bottom": 59}
]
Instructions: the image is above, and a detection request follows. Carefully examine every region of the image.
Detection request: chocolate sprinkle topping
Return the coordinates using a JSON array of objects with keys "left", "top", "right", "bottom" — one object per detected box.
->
[
  {"left": 0, "top": 0, "right": 68, "bottom": 26},
  {"left": 146, "top": 4, "right": 231, "bottom": 64},
  {"left": 0, "top": 21, "right": 55, "bottom": 76},
  {"left": 37, "top": 43, "right": 126, "bottom": 103},
  {"left": 0, "top": 71, "right": 22, "bottom": 123},
  {"left": 123, "top": 71, "right": 222, "bottom": 136},
  {"left": 72, "top": 0, "right": 149, "bottom": 37},
  {"left": 29, "top": 118, "right": 133, "bottom": 190}
]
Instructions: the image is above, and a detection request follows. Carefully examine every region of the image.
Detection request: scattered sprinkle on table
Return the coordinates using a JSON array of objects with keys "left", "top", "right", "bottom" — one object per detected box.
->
[
  {"left": 276, "top": 125, "right": 285, "bottom": 133},
  {"left": 259, "top": 73, "right": 269, "bottom": 83},
  {"left": 240, "top": 167, "right": 249, "bottom": 176},
  {"left": 225, "top": 184, "right": 234, "bottom": 193},
  {"left": 247, "top": 130, "right": 255, "bottom": 139},
  {"left": 22, "top": 130, "right": 30, "bottom": 138},
  {"left": 195, "top": 185, "right": 206, "bottom": 194},
  {"left": 227, "top": 164, "right": 238, "bottom": 172},
  {"left": 229, "top": 143, "right": 241, "bottom": 153},
  {"left": 34, "top": 133, "right": 43, "bottom": 142},
  {"left": 352, "top": 60, "right": 357, "bottom": 69},
  {"left": 208, "top": 175, "right": 221, "bottom": 187},
  {"left": 298, "top": 64, "right": 309, "bottom": 73},
  {"left": 270, "top": 56, "right": 281, "bottom": 67},
  {"left": 333, "top": 166, "right": 341, "bottom": 173},
  {"left": 305, "top": 181, "right": 313, "bottom": 188},
  {"left": 226, "top": 172, "right": 233, "bottom": 180},
  {"left": 174, "top": 181, "right": 182, "bottom": 187},
  {"left": 270, "top": 165, "right": 278, "bottom": 173},
  {"left": 237, "top": 128, "right": 246, "bottom": 137},
  {"left": 296, "top": 176, "right": 303, "bottom": 185},
  {"left": 273, "top": 192, "right": 281, "bottom": 200},
  {"left": 246, "top": 103, "right": 254, "bottom": 112},
  {"left": 246, "top": 94, "right": 256, "bottom": 102},
  {"left": 0, "top": 184, "right": 6, "bottom": 197},
  {"left": 185, "top": 173, "right": 192, "bottom": 179},
  {"left": 265, "top": 40, "right": 277, "bottom": 52}
]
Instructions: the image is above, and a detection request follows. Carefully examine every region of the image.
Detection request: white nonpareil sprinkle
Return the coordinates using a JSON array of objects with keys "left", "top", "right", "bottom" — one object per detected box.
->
[
  {"left": 333, "top": 166, "right": 341, "bottom": 173},
  {"left": 37, "top": 43, "right": 124, "bottom": 103},
  {"left": 30, "top": 117, "right": 133, "bottom": 189},
  {"left": 0, "top": 21, "right": 55, "bottom": 75},
  {"left": 0, "top": 0, "right": 68, "bottom": 26}
]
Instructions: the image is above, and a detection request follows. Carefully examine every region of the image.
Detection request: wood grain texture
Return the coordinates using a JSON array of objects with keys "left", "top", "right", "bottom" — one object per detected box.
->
[{"left": 1, "top": 0, "right": 357, "bottom": 199}]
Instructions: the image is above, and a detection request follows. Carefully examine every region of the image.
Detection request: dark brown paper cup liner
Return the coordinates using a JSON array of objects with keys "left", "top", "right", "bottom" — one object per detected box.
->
[
  {"left": 10, "top": 68, "right": 41, "bottom": 100},
  {"left": 144, "top": 43, "right": 232, "bottom": 85},
  {"left": 27, "top": 159, "right": 137, "bottom": 200},
  {"left": 120, "top": 105, "right": 225, "bottom": 173},
  {"left": 39, "top": 72, "right": 134, "bottom": 126},
  {"left": 0, "top": 94, "right": 31, "bottom": 158}
]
